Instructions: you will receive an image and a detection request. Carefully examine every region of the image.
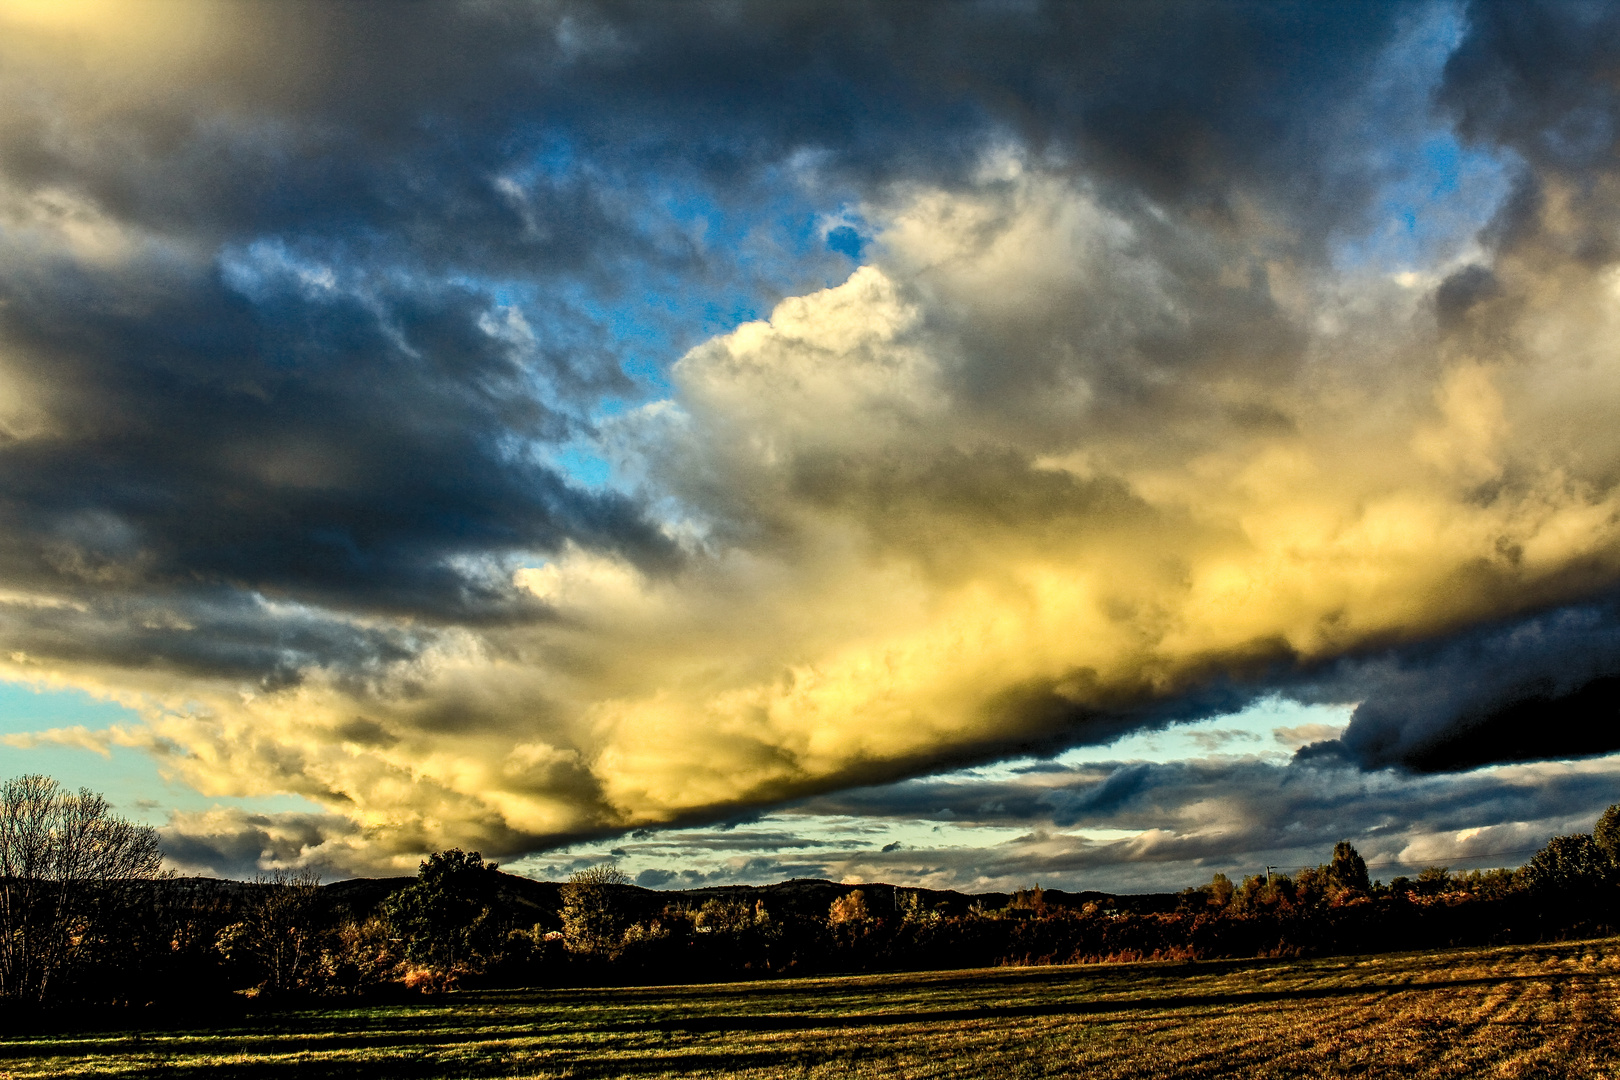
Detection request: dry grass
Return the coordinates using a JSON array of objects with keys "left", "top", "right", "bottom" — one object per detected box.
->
[{"left": 5, "top": 938, "right": 1620, "bottom": 1078}]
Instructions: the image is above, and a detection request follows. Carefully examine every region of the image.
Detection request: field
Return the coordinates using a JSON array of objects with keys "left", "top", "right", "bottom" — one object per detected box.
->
[{"left": 5, "top": 939, "right": 1620, "bottom": 1079}]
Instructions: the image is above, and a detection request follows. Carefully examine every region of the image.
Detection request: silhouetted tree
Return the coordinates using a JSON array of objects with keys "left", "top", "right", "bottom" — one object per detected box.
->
[
  {"left": 1232, "top": 873, "right": 1287, "bottom": 913},
  {"left": 381, "top": 849, "right": 505, "bottom": 979},
  {"left": 1330, "top": 842, "right": 1370, "bottom": 893},
  {"left": 0, "top": 774, "right": 165, "bottom": 1006},
  {"left": 1291, "top": 864, "right": 1332, "bottom": 907},
  {"left": 1521, "top": 834, "right": 1614, "bottom": 897},
  {"left": 323, "top": 913, "right": 402, "bottom": 996},
  {"left": 1008, "top": 885, "right": 1048, "bottom": 916},
  {"left": 1595, "top": 803, "right": 1620, "bottom": 864},
  {"left": 1416, "top": 866, "right": 1452, "bottom": 896},
  {"left": 897, "top": 890, "right": 942, "bottom": 926},
  {"left": 1455, "top": 867, "right": 1517, "bottom": 901},
  {"left": 215, "top": 869, "right": 324, "bottom": 997}
]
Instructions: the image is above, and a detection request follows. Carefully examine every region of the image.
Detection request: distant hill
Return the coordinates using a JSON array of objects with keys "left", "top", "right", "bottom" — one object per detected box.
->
[{"left": 249, "top": 872, "right": 1183, "bottom": 931}]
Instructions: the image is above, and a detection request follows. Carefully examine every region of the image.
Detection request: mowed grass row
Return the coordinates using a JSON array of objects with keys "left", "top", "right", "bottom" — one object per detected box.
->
[{"left": 6, "top": 938, "right": 1620, "bottom": 1079}]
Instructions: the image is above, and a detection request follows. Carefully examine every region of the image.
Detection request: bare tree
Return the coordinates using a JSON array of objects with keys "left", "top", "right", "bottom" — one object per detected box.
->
[
  {"left": 216, "top": 869, "right": 324, "bottom": 998},
  {"left": 0, "top": 774, "right": 165, "bottom": 1006}
]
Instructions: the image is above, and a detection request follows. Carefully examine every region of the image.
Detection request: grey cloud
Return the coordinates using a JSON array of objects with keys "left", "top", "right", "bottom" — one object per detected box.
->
[
  {"left": 1043, "top": 764, "right": 1156, "bottom": 824},
  {"left": 0, "top": 1, "right": 1410, "bottom": 689},
  {"left": 159, "top": 809, "right": 363, "bottom": 878},
  {"left": 158, "top": 792, "right": 562, "bottom": 878},
  {"left": 933, "top": 591, "right": 1620, "bottom": 786},
  {"left": 630, "top": 752, "right": 1620, "bottom": 892},
  {"left": 0, "top": 2, "right": 1434, "bottom": 680},
  {"left": 0, "top": 265, "right": 672, "bottom": 622},
  {"left": 654, "top": 833, "right": 845, "bottom": 855},
  {"left": 1439, "top": 1, "right": 1620, "bottom": 272},
  {"left": 799, "top": 752, "right": 1615, "bottom": 851},
  {"left": 1264, "top": 0, "right": 1620, "bottom": 777},
  {"left": 1434, "top": 264, "right": 1499, "bottom": 329},
  {"left": 1442, "top": 1, "right": 1620, "bottom": 177},
  {"left": 4, "top": 2, "right": 1412, "bottom": 278},
  {"left": 1299, "top": 599, "right": 1620, "bottom": 772}
]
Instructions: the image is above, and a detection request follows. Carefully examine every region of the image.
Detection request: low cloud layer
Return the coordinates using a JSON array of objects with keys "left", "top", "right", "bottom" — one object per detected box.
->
[
  {"left": 501, "top": 726, "right": 1620, "bottom": 894},
  {"left": 3, "top": 2, "right": 1620, "bottom": 875}
]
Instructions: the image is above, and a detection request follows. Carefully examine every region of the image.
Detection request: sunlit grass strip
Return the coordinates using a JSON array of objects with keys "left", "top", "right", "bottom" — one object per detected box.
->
[{"left": 4, "top": 939, "right": 1620, "bottom": 1078}]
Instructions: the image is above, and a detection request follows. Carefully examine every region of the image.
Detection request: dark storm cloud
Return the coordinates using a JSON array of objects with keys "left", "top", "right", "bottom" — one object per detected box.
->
[
  {"left": 957, "top": 592, "right": 1620, "bottom": 782},
  {"left": 788, "top": 746, "right": 1617, "bottom": 856},
  {"left": 3, "top": 2, "right": 1413, "bottom": 282},
  {"left": 1436, "top": 0, "right": 1620, "bottom": 269},
  {"left": 0, "top": 263, "right": 671, "bottom": 625},
  {"left": 1441, "top": 0, "right": 1620, "bottom": 178},
  {"left": 1299, "top": 599, "right": 1620, "bottom": 773},
  {"left": 203, "top": 0, "right": 1403, "bottom": 229},
  {"left": 966, "top": 592, "right": 1620, "bottom": 780},
  {"left": 1245, "top": 0, "right": 1620, "bottom": 775},
  {"left": 0, "top": 0, "right": 1412, "bottom": 669}
]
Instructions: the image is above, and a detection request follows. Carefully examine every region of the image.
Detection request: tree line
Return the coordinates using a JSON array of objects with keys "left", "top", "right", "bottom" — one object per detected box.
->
[{"left": 4, "top": 771, "right": 1620, "bottom": 1016}]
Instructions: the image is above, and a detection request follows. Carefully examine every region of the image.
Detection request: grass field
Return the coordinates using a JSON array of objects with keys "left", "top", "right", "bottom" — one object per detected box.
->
[{"left": 5, "top": 938, "right": 1620, "bottom": 1078}]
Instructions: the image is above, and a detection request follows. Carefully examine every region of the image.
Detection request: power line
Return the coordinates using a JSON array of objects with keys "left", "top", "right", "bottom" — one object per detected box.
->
[
  {"left": 1245, "top": 844, "right": 1552, "bottom": 877},
  {"left": 1358, "top": 845, "right": 1547, "bottom": 869}
]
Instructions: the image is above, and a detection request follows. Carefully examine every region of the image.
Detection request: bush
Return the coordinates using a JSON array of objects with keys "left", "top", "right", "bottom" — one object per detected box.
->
[{"left": 560, "top": 864, "right": 632, "bottom": 959}]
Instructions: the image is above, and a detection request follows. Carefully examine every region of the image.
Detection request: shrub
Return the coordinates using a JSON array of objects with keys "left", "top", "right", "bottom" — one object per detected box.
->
[
  {"left": 560, "top": 864, "right": 632, "bottom": 958},
  {"left": 828, "top": 890, "right": 871, "bottom": 925}
]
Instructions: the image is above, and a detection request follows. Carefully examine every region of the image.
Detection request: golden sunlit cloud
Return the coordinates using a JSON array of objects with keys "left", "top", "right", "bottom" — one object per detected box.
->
[
  {"left": 0, "top": 1, "right": 1616, "bottom": 876},
  {"left": 7, "top": 157, "right": 1618, "bottom": 870}
]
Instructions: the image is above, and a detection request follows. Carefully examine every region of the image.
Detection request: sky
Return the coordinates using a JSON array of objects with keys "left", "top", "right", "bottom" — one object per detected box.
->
[{"left": 3, "top": 0, "right": 1620, "bottom": 893}]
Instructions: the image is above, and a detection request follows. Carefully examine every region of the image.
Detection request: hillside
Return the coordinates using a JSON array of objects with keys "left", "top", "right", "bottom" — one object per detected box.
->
[{"left": 307, "top": 871, "right": 1179, "bottom": 931}]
